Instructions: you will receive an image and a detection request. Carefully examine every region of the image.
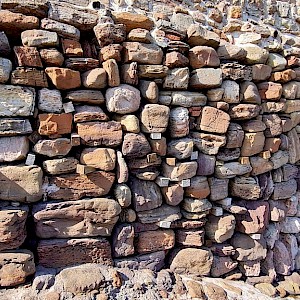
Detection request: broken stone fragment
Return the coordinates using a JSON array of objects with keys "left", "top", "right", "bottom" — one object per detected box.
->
[
  {"left": 33, "top": 138, "right": 72, "bottom": 157},
  {"left": 33, "top": 198, "right": 121, "bottom": 238},
  {"left": 176, "top": 229, "right": 204, "bottom": 247},
  {"left": 112, "top": 223, "right": 134, "bottom": 258},
  {"left": 162, "top": 161, "right": 198, "bottom": 181},
  {"left": 192, "top": 132, "right": 226, "bottom": 155},
  {"left": 45, "top": 67, "right": 81, "bottom": 90}
]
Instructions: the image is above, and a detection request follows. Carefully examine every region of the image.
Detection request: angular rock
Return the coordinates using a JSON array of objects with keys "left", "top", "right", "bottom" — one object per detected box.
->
[
  {"left": 45, "top": 171, "right": 115, "bottom": 200},
  {"left": 170, "top": 248, "right": 213, "bottom": 275},
  {"left": 103, "top": 59, "right": 120, "bottom": 87},
  {"left": 215, "top": 162, "right": 252, "bottom": 179},
  {"left": 40, "top": 48, "right": 64, "bottom": 67},
  {"left": 94, "top": 23, "right": 126, "bottom": 47},
  {"left": 37, "top": 238, "right": 112, "bottom": 268},
  {"left": 0, "top": 118, "right": 32, "bottom": 136},
  {"left": 187, "top": 24, "right": 220, "bottom": 48},
  {"left": 0, "top": 136, "right": 29, "bottom": 162},
  {"left": 48, "top": 2, "right": 98, "bottom": 31},
  {"left": 112, "top": 224, "right": 134, "bottom": 258},
  {"left": 192, "top": 132, "right": 226, "bottom": 155},
  {"left": 106, "top": 84, "right": 140, "bottom": 114},
  {"left": 230, "top": 176, "right": 261, "bottom": 200},
  {"left": 165, "top": 51, "right": 189, "bottom": 68},
  {"left": 189, "top": 46, "right": 220, "bottom": 68},
  {"left": 163, "top": 67, "right": 189, "bottom": 90},
  {"left": 114, "top": 184, "right": 131, "bottom": 208},
  {"left": 80, "top": 148, "right": 116, "bottom": 171},
  {"left": 43, "top": 157, "right": 78, "bottom": 175},
  {"left": 190, "top": 68, "right": 222, "bottom": 89},
  {"left": 169, "top": 107, "right": 189, "bottom": 138},
  {"left": 172, "top": 91, "right": 207, "bottom": 107},
  {"left": 229, "top": 104, "right": 260, "bottom": 120},
  {"left": 38, "top": 113, "right": 72, "bottom": 136},
  {"left": 162, "top": 184, "right": 184, "bottom": 206},
  {"left": 136, "top": 230, "right": 175, "bottom": 254},
  {"left": 199, "top": 106, "right": 230, "bottom": 134},
  {"left": 182, "top": 198, "right": 212, "bottom": 213},
  {"left": 41, "top": 18, "right": 80, "bottom": 40},
  {"left": 21, "top": 30, "right": 58, "bottom": 48},
  {"left": 272, "top": 179, "right": 297, "bottom": 200},
  {"left": 14, "top": 46, "right": 42, "bottom": 68},
  {"left": 0, "top": 205, "right": 28, "bottom": 251},
  {"left": 176, "top": 229, "right": 205, "bottom": 247},
  {"left": 257, "top": 82, "right": 282, "bottom": 101},
  {"left": 122, "top": 133, "right": 151, "bottom": 158},
  {"left": 273, "top": 240, "right": 292, "bottom": 275},
  {"left": 0, "top": 57, "right": 12, "bottom": 83},
  {"left": 130, "top": 178, "right": 162, "bottom": 212},
  {"left": 0, "top": 250, "right": 35, "bottom": 287},
  {"left": 242, "top": 44, "right": 269, "bottom": 64},
  {"left": 45, "top": 67, "right": 81, "bottom": 90},
  {"left": 209, "top": 178, "right": 229, "bottom": 201},
  {"left": 0, "top": 165, "right": 43, "bottom": 202},
  {"left": 33, "top": 138, "right": 72, "bottom": 157},
  {"left": 206, "top": 214, "right": 236, "bottom": 243},
  {"left": 241, "top": 132, "right": 265, "bottom": 156},
  {"left": 82, "top": 68, "right": 107, "bottom": 89},
  {"left": 33, "top": 198, "right": 121, "bottom": 238},
  {"left": 38, "top": 88, "right": 62, "bottom": 113},
  {"left": 77, "top": 121, "right": 122, "bottom": 147},
  {"left": 0, "top": 32, "right": 10, "bottom": 56},
  {"left": 162, "top": 161, "right": 198, "bottom": 181},
  {"left": 167, "top": 138, "right": 193, "bottom": 160},
  {"left": 65, "top": 90, "right": 104, "bottom": 105}
]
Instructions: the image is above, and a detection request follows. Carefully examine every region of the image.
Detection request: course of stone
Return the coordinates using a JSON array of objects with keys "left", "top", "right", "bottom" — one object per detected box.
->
[{"left": 1, "top": 0, "right": 300, "bottom": 298}]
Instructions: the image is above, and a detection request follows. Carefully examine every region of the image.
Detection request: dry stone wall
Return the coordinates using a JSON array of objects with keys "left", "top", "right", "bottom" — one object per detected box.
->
[{"left": 0, "top": 0, "right": 300, "bottom": 290}]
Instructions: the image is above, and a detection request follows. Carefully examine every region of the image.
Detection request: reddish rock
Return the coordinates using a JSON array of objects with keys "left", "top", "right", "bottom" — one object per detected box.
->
[
  {"left": 257, "top": 82, "right": 282, "bottom": 101},
  {"left": 211, "top": 256, "right": 238, "bottom": 277},
  {"left": 136, "top": 230, "right": 175, "bottom": 254},
  {"left": 165, "top": 51, "right": 189, "bottom": 68},
  {"left": 45, "top": 67, "right": 81, "bottom": 90},
  {"left": 235, "top": 200, "right": 269, "bottom": 234},
  {"left": 122, "top": 133, "right": 151, "bottom": 158},
  {"left": 33, "top": 138, "right": 72, "bottom": 157},
  {"left": 46, "top": 171, "right": 115, "bottom": 200},
  {"left": 0, "top": 10, "right": 39, "bottom": 35},
  {"left": 77, "top": 121, "right": 122, "bottom": 147},
  {"left": 188, "top": 46, "right": 220, "bottom": 68},
  {"left": 11, "top": 68, "right": 48, "bottom": 87},
  {"left": 241, "top": 132, "right": 265, "bottom": 156},
  {"left": 185, "top": 176, "right": 210, "bottom": 199},
  {"left": 0, "top": 205, "right": 28, "bottom": 251},
  {"left": 38, "top": 113, "right": 73, "bottom": 136},
  {"left": 33, "top": 198, "right": 121, "bottom": 238},
  {"left": 252, "top": 64, "right": 272, "bottom": 82},
  {"left": 176, "top": 229, "right": 204, "bottom": 247},
  {"left": 94, "top": 23, "right": 126, "bottom": 47},
  {"left": 40, "top": 48, "right": 64, "bottom": 67},
  {"left": 14, "top": 46, "right": 42, "bottom": 67},
  {"left": 162, "top": 184, "right": 184, "bottom": 206},
  {"left": 80, "top": 148, "right": 116, "bottom": 171},
  {"left": 61, "top": 39, "right": 83, "bottom": 57},
  {"left": 273, "top": 240, "right": 292, "bottom": 275},
  {"left": 100, "top": 44, "right": 123, "bottom": 62},
  {"left": 37, "top": 238, "right": 113, "bottom": 268}
]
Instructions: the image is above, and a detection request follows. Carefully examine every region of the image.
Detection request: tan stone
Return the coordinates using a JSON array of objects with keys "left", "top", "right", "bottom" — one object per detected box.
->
[
  {"left": 34, "top": 138, "right": 72, "bottom": 157},
  {"left": 61, "top": 39, "right": 83, "bottom": 57},
  {"left": 82, "top": 68, "right": 107, "bottom": 89},
  {"left": 45, "top": 67, "right": 81, "bottom": 90},
  {"left": 80, "top": 148, "right": 116, "bottom": 171},
  {"left": 103, "top": 59, "right": 120, "bottom": 87},
  {"left": 241, "top": 132, "right": 265, "bottom": 156},
  {"left": 188, "top": 46, "right": 220, "bottom": 68},
  {"left": 40, "top": 48, "right": 64, "bottom": 67},
  {"left": 38, "top": 113, "right": 73, "bottom": 136},
  {"left": 257, "top": 82, "right": 282, "bottom": 101}
]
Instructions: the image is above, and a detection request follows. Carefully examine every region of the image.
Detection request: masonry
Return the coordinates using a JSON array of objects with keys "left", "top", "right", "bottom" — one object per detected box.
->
[{"left": 0, "top": 0, "right": 300, "bottom": 297}]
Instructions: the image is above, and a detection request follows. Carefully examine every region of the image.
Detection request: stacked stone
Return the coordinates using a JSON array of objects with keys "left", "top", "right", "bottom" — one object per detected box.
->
[{"left": 1, "top": 0, "right": 300, "bottom": 289}]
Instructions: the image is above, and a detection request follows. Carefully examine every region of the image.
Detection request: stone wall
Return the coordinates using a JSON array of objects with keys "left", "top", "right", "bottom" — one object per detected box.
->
[{"left": 0, "top": 0, "right": 300, "bottom": 290}]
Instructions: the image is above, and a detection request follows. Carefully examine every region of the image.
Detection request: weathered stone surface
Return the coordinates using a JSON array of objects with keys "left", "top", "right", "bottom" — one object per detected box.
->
[
  {"left": 138, "top": 64, "right": 168, "bottom": 79},
  {"left": 136, "top": 230, "right": 175, "bottom": 254},
  {"left": 190, "top": 68, "right": 222, "bottom": 89},
  {"left": 231, "top": 233, "right": 267, "bottom": 261},
  {"left": 45, "top": 67, "right": 81, "bottom": 90},
  {"left": 196, "top": 153, "right": 216, "bottom": 176},
  {"left": 273, "top": 240, "right": 292, "bottom": 275},
  {"left": 102, "top": 59, "right": 120, "bottom": 87},
  {"left": 162, "top": 161, "right": 198, "bottom": 181},
  {"left": 0, "top": 136, "right": 29, "bottom": 162},
  {"left": 241, "top": 132, "right": 265, "bottom": 156},
  {"left": 38, "top": 113, "right": 72, "bottom": 136},
  {"left": 272, "top": 179, "right": 297, "bottom": 200},
  {"left": 34, "top": 138, "right": 72, "bottom": 157},
  {"left": 100, "top": 44, "right": 123, "bottom": 62},
  {"left": 65, "top": 58, "right": 99, "bottom": 72},
  {"left": 257, "top": 82, "right": 282, "bottom": 101},
  {"left": 176, "top": 229, "right": 205, "bottom": 247},
  {"left": 165, "top": 51, "right": 189, "bottom": 68},
  {"left": 10, "top": 67, "right": 48, "bottom": 87},
  {"left": 167, "top": 138, "right": 193, "bottom": 160},
  {"left": 230, "top": 176, "right": 261, "bottom": 200},
  {"left": 74, "top": 106, "right": 108, "bottom": 123},
  {"left": 209, "top": 178, "right": 229, "bottom": 201},
  {"left": 215, "top": 162, "right": 252, "bottom": 179},
  {"left": 43, "top": 157, "right": 78, "bottom": 175},
  {"left": 0, "top": 165, "right": 43, "bottom": 202},
  {"left": 38, "top": 88, "right": 62, "bottom": 113},
  {"left": 77, "top": 121, "right": 122, "bottom": 147},
  {"left": 21, "top": 30, "right": 58, "bottom": 48},
  {"left": 183, "top": 198, "right": 212, "bottom": 213},
  {"left": 41, "top": 18, "right": 80, "bottom": 40},
  {"left": 170, "top": 248, "right": 213, "bottom": 275},
  {"left": 0, "top": 32, "right": 10, "bottom": 56},
  {"left": 14, "top": 46, "right": 42, "bottom": 68},
  {"left": 206, "top": 214, "right": 236, "bottom": 243},
  {"left": 0, "top": 85, "right": 35, "bottom": 117},
  {"left": 40, "top": 48, "right": 64, "bottom": 67},
  {"left": 0, "top": 10, "right": 39, "bottom": 35},
  {"left": 169, "top": 107, "right": 189, "bottom": 138},
  {"left": 199, "top": 106, "right": 230, "bottom": 134},
  {"left": 65, "top": 90, "right": 104, "bottom": 105},
  {"left": 192, "top": 132, "right": 226, "bottom": 155},
  {"left": 235, "top": 201, "right": 269, "bottom": 234},
  {"left": 112, "top": 223, "right": 134, "bottom": 258},
  {"left": 123, "top": 42, "right": 163, "bottom": 65},
  {"left": 137, "top": 204, "right": 181, "bottom": 224},
  {"left": 172, "top": 91, "right": 207, "bottom": 107},
  {"left": 122, "top": 133, "right": 151, "bottom": 158},
  {"left": 242, "top": 44, "right": 269, "bottom": 64},
  {"left": 0, "top": 118, "right": 32, "bottom": 136},
  {"left": 114, "top": 251, "right": 165, "bottom": 271},
  {"left": 37, "top": 238, "right": 112, "bottom": 268},
  {"left": 2, "top": 0, "right": 48, "bottom": 18},
  {"left": 250, "top": 156, "right": 273, "bottom": 176},
  {"left": 240, "top": 81, "right": 261, "bottom": 104},
  {"left": 288, "top": 128, "right": 300, "bottom": 164},
  {"left": 80, "top": 148, "right": 116, "bottom": 171},
  {"left": 106, "top": 84, "right": 140, "bottom": 114},
  {"left": 187, "top": 24, "right": 220, "bottom": 47},
  {"left": 0, "top": 250, "right": 35, "bottom": 287},
  {"left": 45, "top": 171, "right": 115, "bottom": 200},
  {"left": 0, "top": 205, "right": 28, "bottom": 251},
  {"left": 94, "top": 23, "right": 126, "bottom": 47},
  {"left": 82, "top": 68, "right": 107, "bottom": 89},
  {"left": 228, "top": 104, "right": 260, "bottom": 120},
  {"left": 130, "top": 178, "right": 162, "bottom": 212},
  {"left": 217, "top": 43, "right": 246, "bottom": 60},
  {"left": 163, "top": 67, "right": 189, "bottom": 90},
  {"left": 33, "top": 198, "right": 121, "bottom": 238},
  {"left": 48, "top": 2, "right": 98, "bottom": 31},
  {"left": 0, "top": 57, "right": 12, "bottom": 83},
  {"left": 161, "top": 184, "right": 184, "bottom": 206},
  {"left": 141, "top": 104, "right": 170, "bottom": 133},
  {"left": 189, "top": 46, "right": 220, "bottom": 68},
  {"left": 225, "top": 123, "right": 244, "bottom": 148}
]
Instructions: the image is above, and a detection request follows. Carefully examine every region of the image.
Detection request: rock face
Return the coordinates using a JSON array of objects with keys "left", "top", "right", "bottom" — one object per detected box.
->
[
  {"left": 33, "top": 198, "right": 121, "bottom": 238},
  {"left": 0, "top": 250, "right": 35, "bottom": 287},
  {"left": 37, "top": 238, "right": 113, "bottom": 268}
]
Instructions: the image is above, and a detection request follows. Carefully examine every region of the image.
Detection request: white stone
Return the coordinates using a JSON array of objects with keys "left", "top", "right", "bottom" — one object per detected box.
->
[
  {"left": 38, "top": 88, "right": 62, "bottom": 113},
  {"left": 0, "top": 57, "right": 12, "bottom": 83},
  {"left": 0, "top": 136, "right": 29, "bottom": 162},
  {"left": 222, "top": 80, "right": 240, "bottom": 103}
]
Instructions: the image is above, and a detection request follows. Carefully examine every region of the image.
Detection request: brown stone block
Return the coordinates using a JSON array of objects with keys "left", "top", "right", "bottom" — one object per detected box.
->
[
  {"left": 38, "top": 113, "right": 73, "bottom": 136},
  {"left": 14, "top": 46, "right": 42, "bottom": 67},
  {"left": 11, "top": 67, "right": 48, "bottom": 87}
]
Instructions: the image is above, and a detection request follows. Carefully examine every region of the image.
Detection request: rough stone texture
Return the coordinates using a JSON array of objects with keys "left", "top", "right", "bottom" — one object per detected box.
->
[
  {"left": 45, "top": 67, "right": 81, "bottom": 90},
  {"left": 0, "top": 250, "right": 35, "bottom": 287},
  {"left": 0, "top": 136, "right": 29, "bottom": 162},
  {"left": 37, "top": 238, "right": 113, "bottom": 268},
  {"left": 80, "top": 148, "right": 116, "bottom": 171},
  {"left": 33, "top": 198, "right": 121, "bottom": 238}
]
